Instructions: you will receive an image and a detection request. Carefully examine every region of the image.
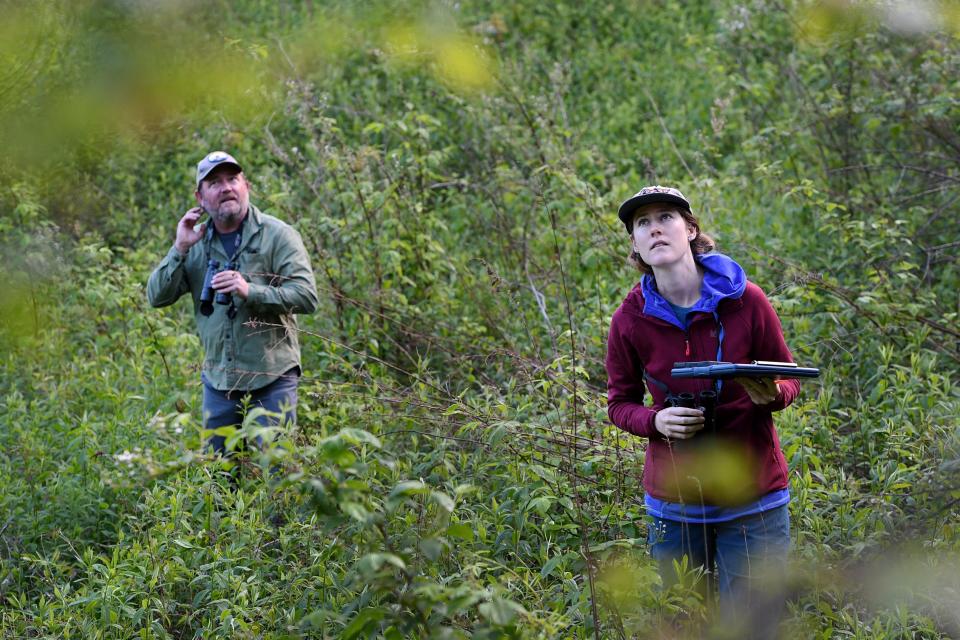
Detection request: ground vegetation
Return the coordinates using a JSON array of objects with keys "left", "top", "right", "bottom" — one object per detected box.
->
[{"left": 1, "top": 0, "right": 959, "bottom": 637}]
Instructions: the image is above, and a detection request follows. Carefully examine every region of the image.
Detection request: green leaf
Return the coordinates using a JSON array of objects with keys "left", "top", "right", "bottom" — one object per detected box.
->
[
  {"left": 389, "top": 479, "right": 427, "bottom": 495},
  {"left": 528, "top": 464, "right": 557, "bottom": 483},
  {"left": 419, "top": 537, "right": 444, "bottom": 561},
  {"left": 430, "top": 490, "right": 454, "bottom": 512},
  {"left": 487, "top": 423, "right": 508, "bottom": 445},
  {"left": 528, "top": 496, "right": 552, "bottom": 515},
  {"left": 342, "top": 607, "right": 385, "bottom": 640},
  {"left": 340, "top": 502, "right": 372, "bottom": 524},
  {"left": 479, "top": 597, "right": 527, "bottom": 626},
  {"left": 338, "top": 428, "right": 382, "bottom": 449},
  {"left": 539, "top": 552, "right": 573, "bottom": 578},
  {"left": 453, "top": 483, "right": 477, "bottom": 497},
  {"left": 447, "top": 522, "right": 474, "bottom": 541},
  {"left": 356, "top": 553, "right": 406, "bottom": 575}
]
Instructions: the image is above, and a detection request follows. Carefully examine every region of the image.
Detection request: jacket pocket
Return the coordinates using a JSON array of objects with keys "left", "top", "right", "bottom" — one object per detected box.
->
[{"left": 242, "top": 256, "right": 272, "bottom": 287}]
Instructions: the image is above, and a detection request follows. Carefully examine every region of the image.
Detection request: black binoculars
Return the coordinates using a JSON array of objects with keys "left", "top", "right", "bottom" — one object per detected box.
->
[
  {"left": 666, "top": 389, "right": 717, "bottom": 433},
  {"left": 199, "top": 259, "right": 239, "bottom": 316}
]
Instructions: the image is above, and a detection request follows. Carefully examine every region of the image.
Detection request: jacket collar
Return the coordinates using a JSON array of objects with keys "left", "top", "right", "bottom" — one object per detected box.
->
[
  {"left": 238, "top": 204, "right": 263, "bottom": 255},
  {"left": 634, "top": 252, "right": 747, "bottom": 329}
]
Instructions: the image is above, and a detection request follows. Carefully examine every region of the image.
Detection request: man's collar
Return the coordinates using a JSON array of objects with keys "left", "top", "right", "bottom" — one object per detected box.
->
[{"left": 246, "top": 204, "right": 263, "bottom": 230}]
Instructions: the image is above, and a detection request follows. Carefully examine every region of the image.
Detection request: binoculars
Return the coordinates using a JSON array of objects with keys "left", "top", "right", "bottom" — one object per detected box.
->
[
  {"left": 199, "top": 259, "right": 238, "bottom": 316},
  {"left": 665, "top": 389, "right": 717, "bottom": 434}
]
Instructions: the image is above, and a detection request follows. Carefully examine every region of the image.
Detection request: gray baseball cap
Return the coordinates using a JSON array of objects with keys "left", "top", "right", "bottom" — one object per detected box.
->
[{"left": 195, "top": 151, "right": 243, "bottom": 189}]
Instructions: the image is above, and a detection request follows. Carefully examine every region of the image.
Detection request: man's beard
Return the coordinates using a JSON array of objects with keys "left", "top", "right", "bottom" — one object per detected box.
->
[
  {"left": 205, "top": 201, "right": 247, "bottom": 227},
  {"left": 212, "top": 208, "right": 243, "bottom": 225}
]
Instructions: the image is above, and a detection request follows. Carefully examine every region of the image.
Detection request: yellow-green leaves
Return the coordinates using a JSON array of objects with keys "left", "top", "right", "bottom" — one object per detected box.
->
[{"left": 384, "top": 20, "right": 496, "bottom": 94}]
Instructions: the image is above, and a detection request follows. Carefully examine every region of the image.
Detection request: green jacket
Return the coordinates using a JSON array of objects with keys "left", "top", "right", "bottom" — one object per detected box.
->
[{"left": 147, "top": 205, "right": 318, "bottom": 391}]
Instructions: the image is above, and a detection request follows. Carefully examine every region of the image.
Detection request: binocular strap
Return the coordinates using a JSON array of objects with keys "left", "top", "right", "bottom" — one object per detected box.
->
[{"left": 644, "top": 310, "right": 725, "bottom": 400}]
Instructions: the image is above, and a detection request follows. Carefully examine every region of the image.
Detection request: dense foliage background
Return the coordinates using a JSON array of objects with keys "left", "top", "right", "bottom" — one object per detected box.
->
[{"left": 2, "top": 0, "right": 959, "bottom": 637}]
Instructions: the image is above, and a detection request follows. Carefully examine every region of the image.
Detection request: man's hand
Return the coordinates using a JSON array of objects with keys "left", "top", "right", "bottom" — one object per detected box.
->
[
  {"left": 174, "top": 207, "right": 206, "bottom": 255},
  {"left": 735, "top": 377, "right": 780, "bottom": 405},
  {"left": 655, "top": 407, "right": 705, "bottom": 440},
  {"left": 211, "top": 269, "right": 249, "bottom": 300}
]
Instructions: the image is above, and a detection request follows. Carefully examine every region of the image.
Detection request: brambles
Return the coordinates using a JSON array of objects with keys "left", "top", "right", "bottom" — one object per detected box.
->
[{"left": 1, "top": 0, "right": 958, "bottom": 638}]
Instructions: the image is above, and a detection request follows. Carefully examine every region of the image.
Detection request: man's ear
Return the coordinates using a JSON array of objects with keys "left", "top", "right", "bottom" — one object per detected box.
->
[{"left": 195, "top": 190, "right": 202, "bottom": 205}]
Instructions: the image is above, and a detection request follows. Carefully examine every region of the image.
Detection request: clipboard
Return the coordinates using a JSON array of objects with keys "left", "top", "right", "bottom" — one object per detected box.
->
[{"left": 670, "top": 360, "right": 821, "bottom": 380}]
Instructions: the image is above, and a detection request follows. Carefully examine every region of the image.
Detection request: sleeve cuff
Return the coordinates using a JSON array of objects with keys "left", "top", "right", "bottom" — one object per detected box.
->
[
  {"left": 167, "top": 245, "right": 188, "bottom": 263},
  {"left": 244, "top": 282, "right": 265, "bottom": 307}
]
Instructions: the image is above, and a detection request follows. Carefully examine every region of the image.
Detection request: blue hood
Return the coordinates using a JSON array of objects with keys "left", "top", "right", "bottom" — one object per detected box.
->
[{"left": 641, "top": 252, "right": 747, "bottom": 329}]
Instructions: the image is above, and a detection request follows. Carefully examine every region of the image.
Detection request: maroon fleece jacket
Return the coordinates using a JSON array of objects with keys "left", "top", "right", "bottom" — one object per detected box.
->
[{"left": 606, "top": 279, "right": 800, "bottom": 504}]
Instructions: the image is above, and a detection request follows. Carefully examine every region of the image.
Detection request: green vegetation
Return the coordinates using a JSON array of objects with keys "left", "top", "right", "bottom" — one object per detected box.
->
[{"left": 2, "top": 0, "right": 959, "bottom": 637}]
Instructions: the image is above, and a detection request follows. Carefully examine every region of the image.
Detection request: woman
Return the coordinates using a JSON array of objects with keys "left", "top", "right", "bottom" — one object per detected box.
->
[{"left": 605, "top": 185, "right": 800, "bottom": 619}]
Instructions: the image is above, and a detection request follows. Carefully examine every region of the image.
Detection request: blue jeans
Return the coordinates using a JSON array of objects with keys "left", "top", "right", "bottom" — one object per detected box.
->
[
  {"left": 202, "top": 368, "right": 299, "bottom": 456},
  {"left": 648, "top": 505, "right": 790, "bottom": 622}
]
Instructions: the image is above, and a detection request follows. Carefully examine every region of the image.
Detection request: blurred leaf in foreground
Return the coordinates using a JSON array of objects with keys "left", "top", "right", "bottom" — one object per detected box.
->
[
  {"left": 383, "top": 13, "right": 496, "bottom": 94},
  {"left": 0, "top": 0, "right": 274, "bottom": 178}
]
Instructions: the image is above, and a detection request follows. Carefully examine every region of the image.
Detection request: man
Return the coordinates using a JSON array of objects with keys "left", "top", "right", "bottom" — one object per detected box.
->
[{"left": 148, "top": 151, "right": 318, "bottom": 458}]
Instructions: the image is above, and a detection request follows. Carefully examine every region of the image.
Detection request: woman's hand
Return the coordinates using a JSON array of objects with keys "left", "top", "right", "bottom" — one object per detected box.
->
[
  {"left": 654, "top": 407, "right": 705, "bottom": 440},
  {"left": 735, "top": 377, "right": 780, "bottom": 405}
]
